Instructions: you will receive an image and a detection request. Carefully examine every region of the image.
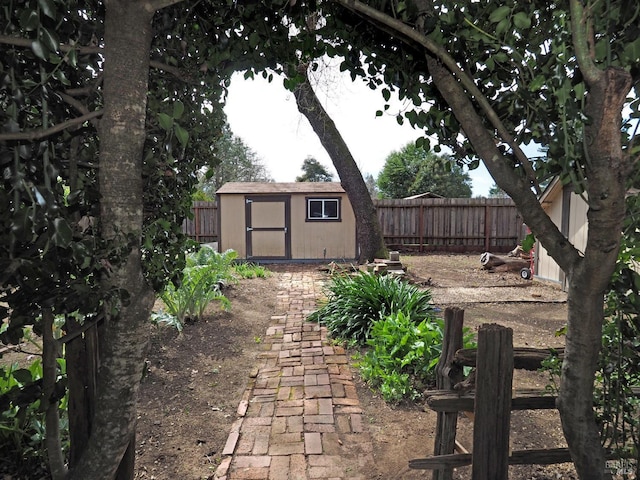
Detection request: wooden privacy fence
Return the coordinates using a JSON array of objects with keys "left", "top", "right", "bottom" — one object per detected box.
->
[
  {"left": 182, "top": 201, "right": 218, "bottom": 243},
  {"left": 182, "top": 198, "right": 522, "bottom": 252},
  {"left": 374, "top": 197, "right": 521, "bottom": 252},
  {"left": 414, "top": 307, "right": 624, "bottom": 479}
]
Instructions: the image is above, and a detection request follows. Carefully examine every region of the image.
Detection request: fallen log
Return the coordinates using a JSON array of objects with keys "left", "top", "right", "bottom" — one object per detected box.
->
[{"left": 480, "top": 252, "right": 529, "bottom": 271}]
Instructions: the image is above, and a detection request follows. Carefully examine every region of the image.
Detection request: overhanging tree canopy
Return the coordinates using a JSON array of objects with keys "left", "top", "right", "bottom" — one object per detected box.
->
[
  {"left": 299, "top": 0, "right": 637, "bottom": 477},
  {"left": 2, "top": 0, "right": 639, "bottom": 479}
]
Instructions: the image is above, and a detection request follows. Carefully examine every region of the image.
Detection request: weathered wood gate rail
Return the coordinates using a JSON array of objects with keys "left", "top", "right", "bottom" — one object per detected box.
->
[{"left": 413, "top": 307, "right": 580, "bottom": 479}]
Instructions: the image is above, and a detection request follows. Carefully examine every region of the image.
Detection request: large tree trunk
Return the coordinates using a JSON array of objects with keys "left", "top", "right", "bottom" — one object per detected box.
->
[
  {"left": 423, "top": 50, "right": 631, "bottom": 478},
  {"left": 67, "top": 2, "right": 156, "bottom": 479},
  {"left": 556, "top": 62, "right": 631, "bottom": 479},
  {"left": 293, "top": 67, "right": 387, "bottom": 263},
  {"left": 428, "top": 52, "right": 629, "bottom": 479}
]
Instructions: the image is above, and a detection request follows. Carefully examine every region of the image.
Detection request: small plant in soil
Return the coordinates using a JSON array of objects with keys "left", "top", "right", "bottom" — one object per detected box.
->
[
  {"left": 358, "top": 312, "right": 475, "bottom": 403},
  {"left": 234, "top": 262, "right": 270, "bottom": 279},
  {"left": 154, "top": 246, "right": 237, "bottom": 328}
]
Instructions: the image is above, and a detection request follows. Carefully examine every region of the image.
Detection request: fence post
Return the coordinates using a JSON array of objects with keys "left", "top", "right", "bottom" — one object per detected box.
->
[
  {"left": 472, "top": 323, "right": 513, "bottom": 480},
  {"left": 432, "top": 307, "right": 465, "bottom": 480},
  {"left": 483, "top": 202, "right": 490, "bottom": 252}
]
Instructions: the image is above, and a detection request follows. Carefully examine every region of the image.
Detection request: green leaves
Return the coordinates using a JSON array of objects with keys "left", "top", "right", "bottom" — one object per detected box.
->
[
  {"left": 308, "top": 271, "right": 435, "bottom": 345},
  {"left": 521, "top": 232, "right": 536, "bottom": 253},
  {"left": 157, "top": 101, "right": 189, "bottom": 146},
  {"left": 155, "top": 246, "right": 238, "bottom": 327},
  {"left": 158, "top": 113, "right": 174, "bottom": 131},
  {"left": 358, "top": 311, "right": 475, "bottom": 402},
  {"left": 172, "top": 100, "right": 184, "bottom": 120},
  {"left": 175, "top": 125, "right": 189, "bottom": 146},
  {"left": 37, "top": 0, "right": 57, "bottom": 20},
  {"left": 51, "top": 218, "right": 73, "bottom": 247},
  {"left": 19, "top": 8, "right": 39, "bottom": 31},
  {"left": 488, "top": 5, "right": 511, "bottom": 23},
  {"left": 377, "top": 142, "right": 472, "bottom": 199}
]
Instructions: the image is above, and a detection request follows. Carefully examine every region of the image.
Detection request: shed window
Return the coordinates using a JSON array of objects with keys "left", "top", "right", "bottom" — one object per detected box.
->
[{"left": 306, "top": 197, "right": 341, "bottom": 221}]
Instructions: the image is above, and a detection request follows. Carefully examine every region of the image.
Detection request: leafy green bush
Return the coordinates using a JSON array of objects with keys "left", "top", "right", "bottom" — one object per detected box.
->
[
  {"left": 0, "top": 358, "right": 68, "bottom": 472},
  {"left": 156, "top": 246, "right": 236, "bottom": 327},
  {"left": 234, "top": 262, "right": 270, "bottom": 279},
  {"left": 308, "top": 272, "right": 434, "bottom": 344},
  {"left": 358, "top": 312, "right": 475, "bottom": 403}
]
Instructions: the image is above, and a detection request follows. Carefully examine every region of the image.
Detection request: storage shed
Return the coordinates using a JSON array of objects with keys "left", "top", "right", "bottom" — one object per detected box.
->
[
  {"left": 535, "top": 178, "right": 589, "bottom": 289},
  {"left": 216, "top": 182, "right": 357, "bottom": 262}
]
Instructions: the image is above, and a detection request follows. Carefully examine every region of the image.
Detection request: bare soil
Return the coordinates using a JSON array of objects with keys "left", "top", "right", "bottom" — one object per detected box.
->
[{"left": 134, "top": 254, "right": 577, "bottom": 480}]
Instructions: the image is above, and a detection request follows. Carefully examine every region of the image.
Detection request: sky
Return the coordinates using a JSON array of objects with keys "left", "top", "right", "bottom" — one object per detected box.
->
[{"left": 224, "top": 69, "right": 495, "bottom": 197}]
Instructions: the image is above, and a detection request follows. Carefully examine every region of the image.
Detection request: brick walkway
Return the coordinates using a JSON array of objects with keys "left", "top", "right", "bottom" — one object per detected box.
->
[{"left": 214, "top": 271, "right": 375, "bottom": 480}]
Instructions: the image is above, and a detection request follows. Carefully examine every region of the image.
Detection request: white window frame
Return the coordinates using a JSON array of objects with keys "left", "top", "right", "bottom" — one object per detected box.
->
[{"left": 306, "top": 197, "right": 341, "bottom": 221}]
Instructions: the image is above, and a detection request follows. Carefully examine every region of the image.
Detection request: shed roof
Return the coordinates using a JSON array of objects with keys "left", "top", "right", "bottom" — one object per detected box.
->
[{"left": 216, "top": 182, "right": 346, "bottom": 194}]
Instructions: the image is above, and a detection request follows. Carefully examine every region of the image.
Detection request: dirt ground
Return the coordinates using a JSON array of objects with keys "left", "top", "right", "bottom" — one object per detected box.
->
[{"left": 134, "top": 253, "right": 578, "bottom": 480}]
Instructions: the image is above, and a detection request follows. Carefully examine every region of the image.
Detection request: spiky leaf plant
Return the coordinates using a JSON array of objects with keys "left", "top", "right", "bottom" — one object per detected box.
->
[{"left": 308, "top": 272, "right": 434, "bottom": 344}]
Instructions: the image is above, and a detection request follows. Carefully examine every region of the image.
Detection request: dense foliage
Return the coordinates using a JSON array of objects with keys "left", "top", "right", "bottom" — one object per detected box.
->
[
  {"left": 358, "top": 312, "right": 441, "bottom": 402},
  {"left": 377, "top": 143, "right": 472, "bottom": 198},
  {"left": 0, "top": 357, "right": 67, "bottom": 476},
  {"left": 595, "top": 194, "right": 640, "bottom": 460},
  {"left": 358, "top": 312, "right": 475, "bottom": 403},
  {"left": 308, "top": 271, "right": 434, "bottom": 344}
]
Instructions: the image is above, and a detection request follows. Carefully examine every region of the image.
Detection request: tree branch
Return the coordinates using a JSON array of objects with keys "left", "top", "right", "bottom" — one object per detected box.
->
[
  {"left": 58, "top": 92, "right": 90, "bottom": 116},
  {"left": 64, "top": 74, "right": 104, "bottom": 98},
  {"left": 0, "top": 34, "right": 102, "bottom": 54},
  {"left": 0, "top": 110, "right": 102, "bottom": 142},
  {"left": 0, "top": 35, "right": 191, "bottom": 84},
  {"left": 333, "top": 0, "right": 541, "bottom": 193},
  {"left": 426, "top": 54, "right": 581, "bottom": 271},
  {"left": 569, "top": 0, "right": 602, "bottom": 85},
  {"left": 149, "top": 60, "right": 195, "bottom": 83}
]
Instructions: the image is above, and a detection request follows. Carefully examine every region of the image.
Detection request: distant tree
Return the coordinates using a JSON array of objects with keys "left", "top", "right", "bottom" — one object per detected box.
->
[
  {"left": 296, "top": 157, "right": 334, "bottom": 182},
  {"left": 199, "top": 125, "right": 272, "bottom": 196},
  {"left": 488, "top": 183, "right": 509, "bottom": 198},
  {"left": 377, "top": 143, "right": 472, "bottom": 198},
  {"left": 364, "top": 173, "right": 379, "bottom": 199}
]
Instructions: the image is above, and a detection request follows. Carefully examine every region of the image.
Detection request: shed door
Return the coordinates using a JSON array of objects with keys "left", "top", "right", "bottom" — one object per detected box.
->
[{"left": 245, "top": 195, "right": 291, "bottom": 260}]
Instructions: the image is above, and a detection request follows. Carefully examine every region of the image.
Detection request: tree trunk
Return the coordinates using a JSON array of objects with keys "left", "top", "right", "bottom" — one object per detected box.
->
[
  {"left": 555, "top": 64, "right": 631, "bottom": 480},
  {"left": 67, "top": 2, "right": 156, "bottom": 479},
  {"left": 64, "top": 318, "right": 99, "bottom": 469},
  {"left": 293, "top": 67, "right": 387, "bottom": 263},
  {"left": 425, "top": 52, "right": 631, "bottom": 478},
  {"left": 479, "top": 252, "right": 529, "bottom": 270}
]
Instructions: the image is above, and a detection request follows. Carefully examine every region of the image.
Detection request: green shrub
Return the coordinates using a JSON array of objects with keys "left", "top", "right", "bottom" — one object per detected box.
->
[
  {"left": 234, "top": 262, "right": 270, "bottom": 279},
  {"left": 156, "top": 246, "right": 236, "bottom": 328},
  {"left": 0, "top": 358, "right": 68, "bottom": 471},
  {"left": 358, "top": 312, "right": 474, "bottom": 403},
  {"left": 308, "top": 272, "right": 434, "bottom": 344}
]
